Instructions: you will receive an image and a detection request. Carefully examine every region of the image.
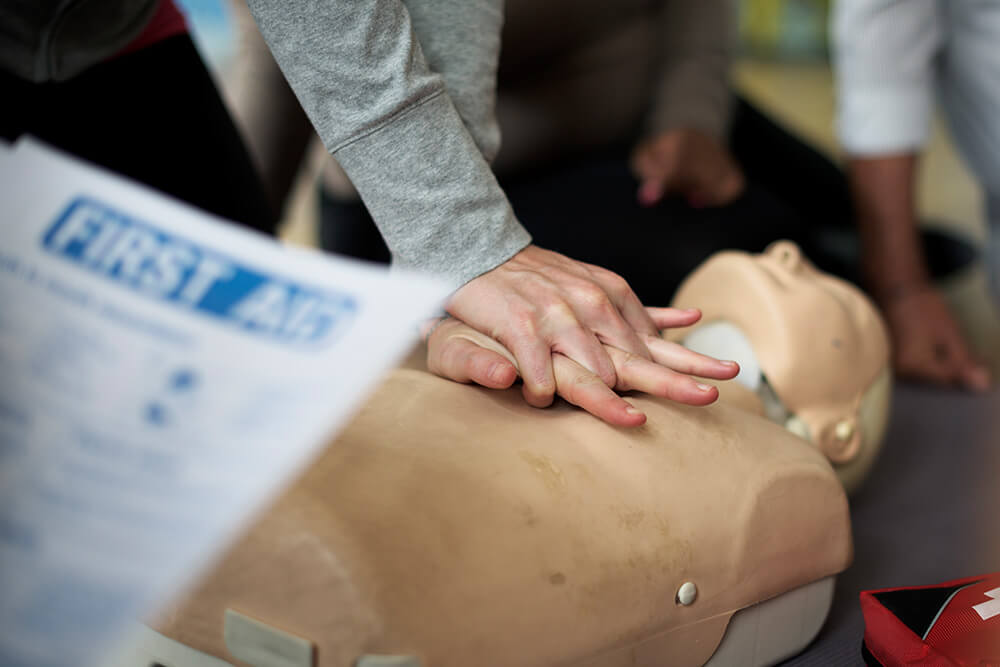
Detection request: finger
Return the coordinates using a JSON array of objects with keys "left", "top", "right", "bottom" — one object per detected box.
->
[
  {"left": 545, "top": 312, "right": 619, "bottom": 388},
  {"left": 645, "top": 306, "right": 703, "bottom": 331},
  {"left": 632, "top": 149, "right": 679, "bottom": 207},
  {"left": 552, "top": 353, "right": 646, "bottom": 427},
  {"left": 504, "top": 335, "right": 557, "bottom": 408},
  {"left": 550, "top": 276, "right": 654, "bottom": 364},
  {"left": 894, "top": 350, "right": 955, "bottom": 386},
  {"left": 580, "top": 264, "right": 660, "bottom": 338},
  {"left": 934, "top": 325, "right": 993, "bottom": 392},
  {"left": 930, "top": 337, "right": 978, "bottom": 388},
  {"left": 959, "top": 363, "right": 992, "bottom": 392},
  {"left": 638, "top": 178, "right": 665, "bottom": 207},
  {"left": 549, "top": 260, "right": 659, "bottom": 358},
  {"left": 930, "top": 323, "right": 989, "bottom": 389},
  {"left": 604, "top": 346, "right": 721, "bottom": 406},
  {"left": 428, "top": 334, "right": 518, "bottom": 389},
  {"left": 643, "top": 335, "right": 740, "bottom": 380},
  {"left": 949, "top": 344, "right": 992, "bottom": 392},
  {"left": 447, "top": 330, "right": 519, "bottom": 369}
]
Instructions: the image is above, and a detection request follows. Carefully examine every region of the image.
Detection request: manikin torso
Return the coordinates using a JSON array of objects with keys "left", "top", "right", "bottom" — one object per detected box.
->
[{"left": 120, "top": 242, "right": 887, "bottom": 667}]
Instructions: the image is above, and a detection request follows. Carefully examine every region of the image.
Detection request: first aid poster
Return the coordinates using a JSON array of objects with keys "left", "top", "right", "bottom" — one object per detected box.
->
[{"left": 0, "top": 139, "right": 447, "bottom": 667}]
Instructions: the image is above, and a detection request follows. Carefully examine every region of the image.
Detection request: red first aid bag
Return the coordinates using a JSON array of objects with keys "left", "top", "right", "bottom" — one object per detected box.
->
[{"left": 861, "top": 572, "right": 1000, "bottom": 665}]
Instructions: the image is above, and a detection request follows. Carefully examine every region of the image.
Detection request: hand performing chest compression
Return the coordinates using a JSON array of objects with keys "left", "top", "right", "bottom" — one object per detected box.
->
[{"left": 425, "top": 287, "right": 740, "bottom": 427}]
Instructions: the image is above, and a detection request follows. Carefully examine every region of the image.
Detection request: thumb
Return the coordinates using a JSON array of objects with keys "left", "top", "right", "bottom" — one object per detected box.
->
[{"left": 429, "top": 333, "right": 519, "bottom": 389}]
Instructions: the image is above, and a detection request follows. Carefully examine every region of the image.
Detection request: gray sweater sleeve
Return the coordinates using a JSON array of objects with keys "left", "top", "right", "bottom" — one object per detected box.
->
[{"left": 246, "top": 0, "right": 531, "bottom": 288}]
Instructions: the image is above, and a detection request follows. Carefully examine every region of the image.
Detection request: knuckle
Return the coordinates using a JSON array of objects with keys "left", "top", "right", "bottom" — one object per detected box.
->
[
  {"left": 505, "top": 304, "right": 541, "bottom": 341},
  {"left": 619, "top": 350, "right": 643, "bottom": 367},
  {"left": 591, "top": 299, "right": 624, "bottom": 328},
  {"left": 606, "top": 275, "right": 636, "bottom": 307},
  {"left": 615, "top": 352, "right": 646, "bottom": 379},
  {"left": 542, "top": 300, "right": 576, "bottom": 325},
  {"left": 606, "top": 272, "right": 631, "bottom": 296},
  {"left": 525, "top": 359, "right": 555, "bottom": 392},
  {"left": 598, "top": 367, "right": 618, "bottom": 388},
  {"left": 571, "top": 282, "right": 612, "bottom": 310}
]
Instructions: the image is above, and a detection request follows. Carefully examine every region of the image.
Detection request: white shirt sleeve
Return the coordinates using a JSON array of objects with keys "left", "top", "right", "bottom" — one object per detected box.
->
[{"left": 832, "top": 0, "right": 942, "bottom": 156}]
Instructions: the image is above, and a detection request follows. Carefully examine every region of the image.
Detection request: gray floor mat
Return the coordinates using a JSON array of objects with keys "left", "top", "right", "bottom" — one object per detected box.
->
[{"left": 784, "top": 384, "right": 1000, "bottom": 665}]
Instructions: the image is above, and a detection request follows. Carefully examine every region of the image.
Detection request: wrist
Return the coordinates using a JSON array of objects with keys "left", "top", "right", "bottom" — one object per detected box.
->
[
  {"left": 420, "top": 314, "right": 452, "bottom": 343},
  {"left": 861, "top": 252, "right": 931, "bottom": 306},
  {"left": 870, "top": 279, "right": 935, "bottom": 307}
]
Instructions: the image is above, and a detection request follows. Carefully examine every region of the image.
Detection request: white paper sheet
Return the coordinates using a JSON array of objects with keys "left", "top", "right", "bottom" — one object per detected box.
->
[{"left": 0, "top": 139, "right": 448, "bottom": 667}]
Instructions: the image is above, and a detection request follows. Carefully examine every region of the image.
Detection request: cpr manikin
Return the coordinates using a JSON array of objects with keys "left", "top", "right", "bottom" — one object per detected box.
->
[
  {"left": 112, "top": 243, "right": 885, "bottom": 667},
  {"left": 668, "top": 241, "right": 891, "bottom": 494}
]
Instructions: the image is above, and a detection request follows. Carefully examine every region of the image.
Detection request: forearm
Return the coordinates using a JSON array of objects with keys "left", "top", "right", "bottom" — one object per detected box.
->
[
  {"left": 848, "top": 154, "right": 991, "bottom": 390},
  {"left": 848, "top": 154, "right": 930, "bottom": 299}
]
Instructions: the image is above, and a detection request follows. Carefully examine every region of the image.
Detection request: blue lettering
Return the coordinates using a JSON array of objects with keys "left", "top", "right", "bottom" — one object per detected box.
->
[{"left": 41, "top": 197, "right": 358, "bottom": 346}]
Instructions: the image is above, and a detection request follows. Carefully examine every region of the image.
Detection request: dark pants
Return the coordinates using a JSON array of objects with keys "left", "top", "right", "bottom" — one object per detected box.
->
[
  {"left": 0, "top": 35, "right": 275, "bottom": 235},
  {"left": 320, "top": 98, "right": 972, "bottom": 306}
]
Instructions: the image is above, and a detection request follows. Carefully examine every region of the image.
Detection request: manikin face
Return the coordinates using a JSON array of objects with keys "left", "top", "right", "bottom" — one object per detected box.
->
[{"left": 670, "top": 241, "right": 892, "bottom": 494}]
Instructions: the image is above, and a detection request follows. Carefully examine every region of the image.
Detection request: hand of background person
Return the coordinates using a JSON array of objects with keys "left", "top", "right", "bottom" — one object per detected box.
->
[
  {"left": 423, "top": 308, "right": 740, "bottom": 427},
  {"left": 630, "top": 128, "right": 745, "bottom": 208},
  {"left": 846, "top": 154, "right": 990, "bottom": 392},
  {"left": 880, "top": 284, "right": 991, "bottom": 391},
  {"left": 447, "top": 245, "right": 669, "bottom": 409}
]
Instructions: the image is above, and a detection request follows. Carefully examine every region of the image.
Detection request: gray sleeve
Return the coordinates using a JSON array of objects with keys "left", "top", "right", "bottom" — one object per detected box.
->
[
  {"left": 644, "top": 0, "right": 735, "bottom": 140},
  {"left": 246, "top": 0, "right": 531, "bottom": 288}
]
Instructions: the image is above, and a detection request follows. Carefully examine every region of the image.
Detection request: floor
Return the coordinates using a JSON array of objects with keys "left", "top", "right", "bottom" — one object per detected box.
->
[{"left": 785, "top": 382, "right": 1000, "bottom": 666}]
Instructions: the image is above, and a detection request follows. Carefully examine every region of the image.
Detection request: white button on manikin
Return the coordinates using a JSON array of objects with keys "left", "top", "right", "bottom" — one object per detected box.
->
[{"left": 676, "top": 581, "right": 698, "bottom": 606}]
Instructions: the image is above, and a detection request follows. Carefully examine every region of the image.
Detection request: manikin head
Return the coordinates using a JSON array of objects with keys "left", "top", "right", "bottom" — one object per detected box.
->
[{"left": 669, "top": 241, "right": 892, "bottom": 493}]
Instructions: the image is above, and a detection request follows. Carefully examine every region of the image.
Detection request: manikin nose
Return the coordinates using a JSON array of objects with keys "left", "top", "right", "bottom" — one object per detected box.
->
[{"left": 766, "top": 239, "right": 803, "bottom": 271}]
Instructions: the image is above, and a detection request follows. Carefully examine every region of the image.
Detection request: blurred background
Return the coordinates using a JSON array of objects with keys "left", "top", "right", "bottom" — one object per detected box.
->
[{"left": 177, "top": 0, "right": 999, "bottom": 372}]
